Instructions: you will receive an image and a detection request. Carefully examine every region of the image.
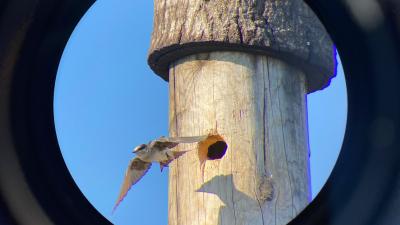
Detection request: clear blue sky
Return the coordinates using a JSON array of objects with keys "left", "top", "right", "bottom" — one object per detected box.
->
[{"left": 53, "top": 1, "right": 347, "bottom": 224}]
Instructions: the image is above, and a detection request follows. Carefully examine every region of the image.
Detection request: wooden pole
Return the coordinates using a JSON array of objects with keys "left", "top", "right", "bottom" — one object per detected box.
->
[
  {"left": 147, "top": 1, "right": 335, "bottom": 225},
  {"left": 168, "top": 52, "right": 311, "bottom": 225}
]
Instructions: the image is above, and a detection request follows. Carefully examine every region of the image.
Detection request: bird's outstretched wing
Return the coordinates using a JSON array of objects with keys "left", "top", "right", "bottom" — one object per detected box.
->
[
  {"left": 154, "top": 135, "right": 209, "bottom": 149},
  {"left": 162, "top": 135, "right": 209, "bottom": 143},
  {"left": 113, "top": 158, "right": 152, "bottom": 212}
]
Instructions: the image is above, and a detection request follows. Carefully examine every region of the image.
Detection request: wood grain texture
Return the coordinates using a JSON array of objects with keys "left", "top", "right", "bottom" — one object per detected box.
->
[
  {"left": 149, "top": 0, "right": 335, "bottom": 93},
  {"left": 168, "top": 52, "right": 311, "bottom": 225}
]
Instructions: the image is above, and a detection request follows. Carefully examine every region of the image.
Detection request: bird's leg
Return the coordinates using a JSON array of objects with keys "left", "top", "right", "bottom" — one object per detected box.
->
[
  {"left": 159, "top": 151, "right": 173, "bottom": 172},
  {"left": 166, "top": 150, "right": 175, "bottom": 160}
]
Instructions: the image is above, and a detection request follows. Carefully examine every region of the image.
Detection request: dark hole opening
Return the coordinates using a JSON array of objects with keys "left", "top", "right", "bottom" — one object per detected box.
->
[{"left": 207, "top": 141, "right": 227, "bottom": 160}]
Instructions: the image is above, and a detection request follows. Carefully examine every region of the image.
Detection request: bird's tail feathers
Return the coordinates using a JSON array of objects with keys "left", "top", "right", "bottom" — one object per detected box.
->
[
  {"left": 167, "top": 135, "right": 209, "bottom": 143},
  {"left": 173, "top": 150, "right": 189, "bottom": 159}
]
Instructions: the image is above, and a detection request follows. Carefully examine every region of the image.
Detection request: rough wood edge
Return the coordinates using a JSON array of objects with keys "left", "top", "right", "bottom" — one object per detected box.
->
[{"left": 148, "top": 42, "right": 336, "bottom": 94}]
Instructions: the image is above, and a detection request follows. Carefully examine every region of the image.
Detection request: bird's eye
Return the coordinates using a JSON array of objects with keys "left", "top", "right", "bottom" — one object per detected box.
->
[{"left": 133, "top": 144, "right": 147, "bottom": 153}]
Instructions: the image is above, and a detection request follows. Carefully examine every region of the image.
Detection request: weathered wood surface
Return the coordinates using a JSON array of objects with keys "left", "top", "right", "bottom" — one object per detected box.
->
[
  {"left": 149, "top": 0, "right": 335, "bottom": 93},
  {"left": 168, "top": 52, "right": 311, "bottom": 225}
]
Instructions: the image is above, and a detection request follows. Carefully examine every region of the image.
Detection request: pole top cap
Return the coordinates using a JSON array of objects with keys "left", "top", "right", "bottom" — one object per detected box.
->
[{"left": 147, "top": 0, "right": 336, "bottom": 93}]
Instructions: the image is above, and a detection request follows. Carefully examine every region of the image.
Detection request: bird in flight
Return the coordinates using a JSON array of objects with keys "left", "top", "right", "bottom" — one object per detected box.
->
[{"left": 113, "top": 135, "right": 208, "bottom": 212}]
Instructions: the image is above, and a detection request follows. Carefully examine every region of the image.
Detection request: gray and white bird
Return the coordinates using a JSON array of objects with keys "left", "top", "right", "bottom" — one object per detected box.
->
[{"left": 113, "top": 135, "right": 208, "bottom": 211}]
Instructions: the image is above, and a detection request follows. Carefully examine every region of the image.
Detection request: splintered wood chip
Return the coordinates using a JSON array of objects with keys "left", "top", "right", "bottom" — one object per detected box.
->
[{"left": 198, "top": 134, "right": 227, "bottom": 175}]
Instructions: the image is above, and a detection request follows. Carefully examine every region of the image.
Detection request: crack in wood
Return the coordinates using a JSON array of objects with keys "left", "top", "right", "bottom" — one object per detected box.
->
[
  {"left": 230, "top": 134, "right": 237, "bottom": 225},
  {"left": 274, "top": 189, "right": 280, "bottom": 225},
  {"left": 276, "top": 73, "right": 295, "bottom": 218}
]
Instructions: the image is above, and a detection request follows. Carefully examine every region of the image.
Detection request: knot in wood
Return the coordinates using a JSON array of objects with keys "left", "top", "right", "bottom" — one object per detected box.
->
[{"left": 257, "top": 175, "right": 274, "bottom": 202}]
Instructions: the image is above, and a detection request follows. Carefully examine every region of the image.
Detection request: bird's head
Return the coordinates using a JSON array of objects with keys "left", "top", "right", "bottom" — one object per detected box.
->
[{"left": 133, "top": 144, "right": 147, "bottom": 154}]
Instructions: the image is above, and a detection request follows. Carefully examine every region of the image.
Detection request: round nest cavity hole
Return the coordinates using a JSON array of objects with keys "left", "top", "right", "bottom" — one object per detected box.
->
[
  {"left": 198, "top": 134, "right": 228, "bottom": 162},
  {"left": 207, "top": 141, "right": 227, "bottom": 160}
]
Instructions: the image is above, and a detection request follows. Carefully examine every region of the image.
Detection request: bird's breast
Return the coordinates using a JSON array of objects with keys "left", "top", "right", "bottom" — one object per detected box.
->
[{"left": 141, "top": 148, "right": 169, "bottom": 162}]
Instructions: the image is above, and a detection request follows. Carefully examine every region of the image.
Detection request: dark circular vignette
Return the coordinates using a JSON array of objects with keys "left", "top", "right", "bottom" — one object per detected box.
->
[
  {"left": 0, "top": 0, "right": 110, "bottom": 225},
  {"left": 0, "top": 1, "right": 399, "bottom": 225},
  {"left": 290, "top": 0, "right": 400, "bottom": 224}
]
